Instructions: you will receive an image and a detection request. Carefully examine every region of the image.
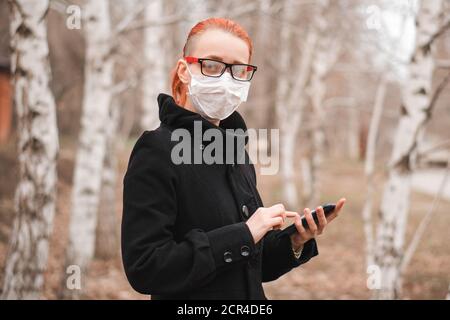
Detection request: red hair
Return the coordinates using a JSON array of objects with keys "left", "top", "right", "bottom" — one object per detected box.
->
[{"left": 171, "top": 17, "right": 253, "bottom": 106}]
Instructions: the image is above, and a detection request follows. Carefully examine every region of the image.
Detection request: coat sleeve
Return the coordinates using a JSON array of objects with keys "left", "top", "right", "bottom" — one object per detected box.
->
[
  {"left": 261, "top": 230, "right": 319, "bottom": 282},
  {"left": 121, "top": 141, "right": 257, "bottom": 295}
]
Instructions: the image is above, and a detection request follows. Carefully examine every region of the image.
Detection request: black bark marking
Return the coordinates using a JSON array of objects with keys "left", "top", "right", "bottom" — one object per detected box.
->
[
  {"left": 400, "top": 104, "right": 408, "bottom": 116},
  {"left": 395, "top": 154, "right": 411, "bottom": 173},
  {"left": 17, "top": 22, "right": 32, "bottom": 38},
  {"left": 421, "top": 43, "right": 431, "bottom": 55},
  {"left": 415, "top": 87, "right": 427, "bottom": 95}
]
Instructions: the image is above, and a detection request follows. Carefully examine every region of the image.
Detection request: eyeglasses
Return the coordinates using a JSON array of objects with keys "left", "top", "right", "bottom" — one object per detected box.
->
[{"left": 185, "top": 56, "right": 257, "bottom": 81}]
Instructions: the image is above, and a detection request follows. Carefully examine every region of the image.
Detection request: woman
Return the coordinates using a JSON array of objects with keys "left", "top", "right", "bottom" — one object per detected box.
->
[{"left": 121, "top": 17, "right": 346, "bottom": 300}]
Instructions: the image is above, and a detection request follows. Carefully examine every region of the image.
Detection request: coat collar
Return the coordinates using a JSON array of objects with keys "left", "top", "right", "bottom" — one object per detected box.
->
[
  {"left": 157, "top": 93, "right": 249, "bottom": 145},
  {"left": 157, "top": 93, "right": 249, "bottom": 165}
]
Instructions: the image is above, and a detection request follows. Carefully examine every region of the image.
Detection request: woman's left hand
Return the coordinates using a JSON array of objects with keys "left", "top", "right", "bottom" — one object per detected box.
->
[{"left": 290, "top": 198, "right": 346, "bottom": 251}]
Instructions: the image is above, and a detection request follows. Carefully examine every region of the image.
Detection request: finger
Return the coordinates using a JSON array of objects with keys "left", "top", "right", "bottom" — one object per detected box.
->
[
  {"left": 335, "top": 198, "right": 346, "bottom": 212},
  {"left": 285, "top": 211, "right": 299, "bottom": 218},
  {"left": 328, "top": 198, "right": 346, "bottom": 222},
  {"left": 269, "top": 203, "right": 286, "bottom": 217},
  {"left": 340, "top": 198, "right": 347, "bottom": 208},
  {"left": 294, "top": 214, "right": 308, "bottom": 238},
  {"left": 271, "top": 216, "right": 284, "bottom": 229},
  {"left": 316, "top": 206, "right": 327, "bottom": 233},
  {"left": 304, "top": 208, "right": 318, "bottom": 235}
]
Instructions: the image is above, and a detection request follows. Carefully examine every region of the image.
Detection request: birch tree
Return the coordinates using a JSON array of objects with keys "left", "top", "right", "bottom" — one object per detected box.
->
[
  {"left": 362, "top": 76, "right": 387, "bottom": 268},
  {"left": 373, "top": 0, "right": 449, "bottom": 299},
  {"left": 2, "top": 0, "right": 59, "bottom": 299},
  {"left": 302, "top": 1, "right": 341, "bottom": 207},
  {"left": 275, "top": 0, "right": 318, "bottom": 209},
  {"left": 141, "top": 0, "right": 167, "bottom": 131},
  {"left": 361, "top": 3, "right": 409, "bottom": 271},
  {"left": 94, "top": 101, "right": 120, "bottom": 260},
  {"left": 61, "top": 0, "right": 114, "bottom": 299},
  {"left": 95, "top": 0, "right": 148, "bottom": 260}
]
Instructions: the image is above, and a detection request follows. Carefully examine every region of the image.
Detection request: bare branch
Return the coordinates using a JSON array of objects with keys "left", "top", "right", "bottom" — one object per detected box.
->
[
  {"left": 49, "top": 0, "right": 69, "bottom": 14},
  {"left": 110, "top": 68, "right": 144, "bottom": 97},
  {"left": 400, "top": 153, "right": 450, "bottom": 274},
  {"left": 429, "top": 69, "right": 450, "bottom": 114},
  {"left": 417, "top": 139, "right": 450, "bottom": 157},
  {"left": 436, "top": 60, "right": 450, "bottom": 69},
  {"left": 113, "top": 0, "right": 150, "bottom": 36},
  {"left": 423, "top": 15, "right": 450, "bottom": 49},
  {"left": 118, "top": 12, "right": 184, "bottom": 34},
  {"left": 110, "top": 76, "right": 139, "bottom": 97},
  {"left": 417, "top": 159, "right": 450, "bottom": 169},
  {"left": 119, "top": 1, "right": 260, "bottom": 35}
]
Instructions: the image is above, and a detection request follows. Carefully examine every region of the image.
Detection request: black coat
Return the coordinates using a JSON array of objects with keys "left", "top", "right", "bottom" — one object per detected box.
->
[{"left": 121, "top": 93, "right": 318, "bottom": 300}]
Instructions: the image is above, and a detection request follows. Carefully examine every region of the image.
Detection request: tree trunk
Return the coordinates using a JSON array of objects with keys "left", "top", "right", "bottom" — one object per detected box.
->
[
  {"left": 141, "top": 0, "right": 166, "bottom": 131},
  {"left": 61, "top": 0, "right": 113, "bottom": 299},
  {"left": 94, "top": 101, "right": 120, "bottom": 260},
  {"left": 373, "top": 0, "right": 444, "bottom": 300},
  {"left": 306, "top": 35, "right": 327, "bottom": 208},
  {"left": 362, "top": 76, "right": 387, "bottom": 268},
  {"left": 276, "top": 0, "right": 298, "bottom": 209},
  {"left": 2, "top": 0, "right": 59, "bottom": 299},
  {"left": 305, "top": 33, "right": 340, "bottom": 207},
  {"left": 276, "top": 0, "right": 317, "bottom": 209}
]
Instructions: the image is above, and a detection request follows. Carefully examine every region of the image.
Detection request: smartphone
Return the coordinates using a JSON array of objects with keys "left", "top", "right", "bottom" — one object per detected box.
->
[{"left": 275, "top": 203, "right": 336, "bottom": 239}]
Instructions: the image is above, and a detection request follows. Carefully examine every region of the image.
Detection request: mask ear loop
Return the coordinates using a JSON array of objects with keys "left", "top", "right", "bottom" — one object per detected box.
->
[
  {"left": 183, "top": 59, "right": 193, "bottom": 77},
  {"left": 182, "top": 60, "right": 195, "bottom": 97}
]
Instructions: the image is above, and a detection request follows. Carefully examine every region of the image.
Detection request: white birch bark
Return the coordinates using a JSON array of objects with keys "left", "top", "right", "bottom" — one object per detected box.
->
[
  {"left": 141, "top": 0, "right": 166, "bottom": 131},
  {"left": 373, "top": 0, "right": 445, "bottom": 300},
  {"left": 2, "top": 0, "right": 59, "bottom": 300},
  {"left": 306, "top": 13, "right": 328, "bottom": 208},
  {"left": 62, "top": 0, "right": 113, "bottom": 299},
  {"left": 292, "top": 0, "right": 336, "bottom": 208},
  {"left": 94, "top": 101, "right": 120, "bottom": 260},
  {"left": 305, "top": 34, "right": 340, "bottom": 207},
  {"left": 362, "top": 76, "right": 387, "bottom": 268},
  {"left": 276, "top": 0, "right": 318, "bottom": 209},
  {"left": 276, "top": 0, "right": 300, "bottom": 209}
]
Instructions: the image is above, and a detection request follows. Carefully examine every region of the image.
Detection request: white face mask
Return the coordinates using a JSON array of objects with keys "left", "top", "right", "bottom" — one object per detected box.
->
[{"left": 184, "top": 61, "right": 251, "bottom": 121}]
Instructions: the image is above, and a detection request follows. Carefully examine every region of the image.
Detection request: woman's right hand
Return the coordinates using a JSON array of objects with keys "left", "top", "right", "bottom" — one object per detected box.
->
[{"left": 245, "top": 204, "right": 297, "bottom": 244}]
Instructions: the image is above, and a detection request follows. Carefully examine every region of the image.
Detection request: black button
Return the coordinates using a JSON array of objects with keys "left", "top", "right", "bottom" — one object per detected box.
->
[
  {"left": 240, "top": 245, "right": 250, "bottom": 257},
  {"left": 242, "top": 205, "right": 249, "bottom": 217},
  {"left": 223, "top": 251, "right": 233, "bottom": 263}
]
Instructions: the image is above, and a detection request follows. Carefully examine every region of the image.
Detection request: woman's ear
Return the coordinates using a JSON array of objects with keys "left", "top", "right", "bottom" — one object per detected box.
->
[{"left": 177, "top": 59, "right": 190, "bottom": 84}]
